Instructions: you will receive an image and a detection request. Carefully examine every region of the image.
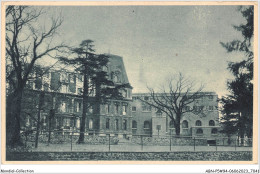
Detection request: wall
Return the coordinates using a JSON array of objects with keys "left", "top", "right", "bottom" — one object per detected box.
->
[
  {"left": 152, "top": 116, "right": 166, "bottom": 136},
  {"left": 131, "top": 98, "right": 152, "bottom": 136},
  {"left": 6, "top": 151, "right": 252, "bottom": 161},
  {"left": 132, "top": 92, "right": 220, "bottom": 138}
]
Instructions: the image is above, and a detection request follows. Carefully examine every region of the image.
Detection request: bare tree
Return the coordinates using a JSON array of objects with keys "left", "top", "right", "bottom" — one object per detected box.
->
[
  {"left": 140, "top": 73, "right": 204, "bottom": 136},
  {"left": 5, "top": 6, "right": 65, "bottom": 146}
]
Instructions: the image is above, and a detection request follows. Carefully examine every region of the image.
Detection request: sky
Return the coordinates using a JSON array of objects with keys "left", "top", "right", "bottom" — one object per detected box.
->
[{"left": 39, "top": 5, "right": 248, "bottom": 97}]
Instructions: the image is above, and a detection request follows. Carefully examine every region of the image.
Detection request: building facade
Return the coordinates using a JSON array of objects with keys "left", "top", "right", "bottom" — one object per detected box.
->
[
  {"left": 19, "top": 54, "right": 133, "bottom": 138},
  {"left": 12, "top": 54, "right": 221, "bottom": 140},
  {"left": 131, "top": 92, "right": 220, "bottom": 138}
]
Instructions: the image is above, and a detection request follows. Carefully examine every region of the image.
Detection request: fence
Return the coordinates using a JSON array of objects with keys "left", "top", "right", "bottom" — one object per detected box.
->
[{"left": 20, "top": 130, "right": 252, "bottom": 152}]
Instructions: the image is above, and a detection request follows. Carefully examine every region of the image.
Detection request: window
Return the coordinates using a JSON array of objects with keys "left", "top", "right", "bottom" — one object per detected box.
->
[
  {"left": 132, "top": 120, "right": 137, "bottom": 129},
  {"left": 195, "top": 120, "right": 202, "bottom": 126},
  {"left": 211, "top": 128, "right": 218, "bottom": 134},
  {"left": 77, "top": 88, "right": 83, "bottom": 95},
  {"left": 132, "top": 97, "right": 137, "bottom": 100},
  {"left": 61, "top": 84, "right": 68, "bottom": 93},
  {"left": 208, "top": 95, "right": 213, "bottom": 100},
  {"left": 61, "top": 73, "right": 69, "bottom": 82},
  {"left": 209, "top": 106, "right": 214, "bottom": 111},
  {"left": 114, "top": 119, "right": 119, "bottom": 130},
  {"left": 26, "top": 116, "right": 30, "bottom": 126},
  {"left": 142, "top": 105, "right": 151, "bottom": 112},
  {"left": 184, "top": 106, "right": 190, "bottom": 111},
  {"left": 76, "top": 119, "right": 80, "bottom": 128},
  {"left": 128, "top": 90, "right": 131, "bottom": 99},
  {"left": 58, "top": 117, "right": 63, "bottom": 127},
  {"left": 209, "top": 120, "right": 215, "bottom": 126},
  {"left": 169, "top": 120, "right": 175, "bottom": 128},
  {"left": 113, "top": 72, "right": 121, "bottom": 83},
  {"left": 114, "top": 74, "right": 118, "bottom": 82},
  {"left": 43, "top": 83, "right": 49, "bottom": 91},
  {"left": 110, "top": 72, "right": 114, "bottom": 80},
  {"left": 89, "top": 119, "right": 93, "bottom": 129},
  {"left": 69, "top": 74, "right": 75, "bottom": 83},
  {"left": 89, "top": 106, "right": 93, "bottom": 113},
  {"left": 27, "top": 81, "right": 34, "bottom": 89},
  {"left": 182, "top": 120, "right": 188, "bottom": 128},
  {"left": 105, "top": 104, "right": 110, "bottom": 114},
  {"left": 60, "top": 102, "right": 66, "bottom": 112},
  {"left": 156, "top": 109, "right": 162, "bottom": 117},
  {"left": 193, "top": 106, "right": 204, "bottom": 111},
  {"left": 115, "top": 104, "right": 119, "bottom": 115},
  {"left": 42, "top": 116, "right": 47, "bottom": 126},
  {"left": 43, "top": 72, "right": 49, "bottom": 78},
  {"left": 122, "top": 90, "right": 127, "bottom": 98},
  {"left": 182, "top": 96, "right": 188, "bottom": 101},
  {"left": 196, "top": 128, "right": 203, "bottom": 134},
  {"left": 144, "top": 96, "right": 149, "bottom": 101},
  {"left": 106, "top": 118, "right": 110, "bottom": 129},
  {"left": 64, "top": 118, "right": 70, "bottom": 127},
  {"left": 132, "top": 106, "right": 136, "bottom": 112},
  {"left": 77, "top": 102, "right": 82, "bottom": 112},
  {"left": 122, "top": 105, "right": 127, "bottom": 115},
  {"left": 123, "top": 119, "right": 127, "bottom": 130},
  {"left": 78, "top": 74, "right": 83, "bottom": 82},
  {"left": 193, "top": 95, "right": 201, "bottom": 100},
  {"left": 70, "top": 118, "right": 74, "bottom": 127},
  {"left": 144, "top": 121, "right": 150, "bottom": 129}
]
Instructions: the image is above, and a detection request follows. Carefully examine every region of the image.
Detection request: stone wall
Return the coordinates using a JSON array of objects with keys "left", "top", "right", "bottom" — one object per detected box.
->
[
  {"left": 131, "top": 137, "right": 252, "bottom": 147},
  {"left": 6, "top": 151, "right": 252, "bottom": 161},
  {"left": 23, "top": 134, "right": 119, "bottom": 145},
  {"left": 131, "top": 137, "right": 207, "bottom": 146}
]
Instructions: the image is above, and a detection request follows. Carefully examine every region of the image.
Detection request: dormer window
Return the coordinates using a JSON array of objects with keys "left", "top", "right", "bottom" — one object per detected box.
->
[
  {"left": 112, "top": 70, "right": 121, "bottom": 83},
  {"left": 114, "top": 74, "right": 120, "bottom": 83},
  {"left": 110, "top": 72, "right": 114, "bottom": 80},
  {"left": 121, "top": 90, "right": 127, "bottom": 98}
]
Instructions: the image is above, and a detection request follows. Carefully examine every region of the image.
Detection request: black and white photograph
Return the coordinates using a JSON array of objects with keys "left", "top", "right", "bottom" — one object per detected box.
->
[{"left": 1, "top": 1, "right": 258, "bottom": 168}]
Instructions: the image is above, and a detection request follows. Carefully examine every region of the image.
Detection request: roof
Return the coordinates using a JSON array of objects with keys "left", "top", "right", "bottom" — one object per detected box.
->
[{"left": 106, "top": 54, "right": 130, "bottom": 84}]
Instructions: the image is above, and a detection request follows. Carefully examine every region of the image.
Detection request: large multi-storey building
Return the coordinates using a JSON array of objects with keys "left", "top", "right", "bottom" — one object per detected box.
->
[
  {"left": 11, "top": 53, "right": 221, "bottom": 140},
  {"left": 19, "top": 54, "right": 133, "bottom": 138},
  {"left": 131, "top": 92, "right": 220, "bottom": 138}
]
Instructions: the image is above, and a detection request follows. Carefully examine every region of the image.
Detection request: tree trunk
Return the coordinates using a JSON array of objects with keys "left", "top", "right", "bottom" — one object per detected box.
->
[
  {"left": 78, "top": 65, "right": 89, "bottom": 144},
  {"left": 35, "top": 92, "right": 45, "bottom": 148},
  {"left": 48, "top": 115, "right": 51, "bottom": 145},
  {"left": 239, "top": 129, "right": 245, "bottom": 146},
  {"left": 48, "top": 95, "right": 56, "bottom": 145},
  {"left": 94, "top": 80, "right": 101, "bottom": 130},
  {"left": 239, "top": 111, "right": 247, "bottom": 146},
  {"left": 6, "top": 88, "right": 24, "bottom": 147},
  {"left": 175, "top": 113, "right": 181, "bottom": 137}
]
